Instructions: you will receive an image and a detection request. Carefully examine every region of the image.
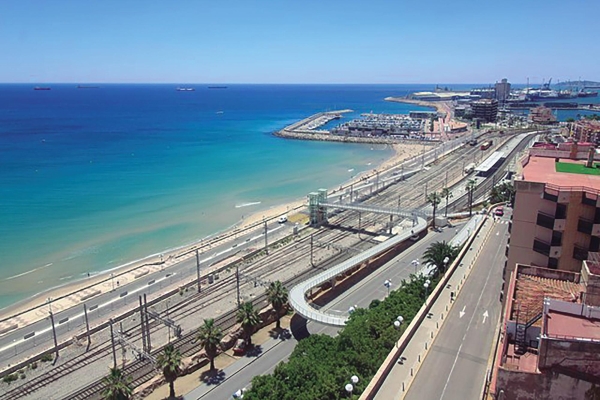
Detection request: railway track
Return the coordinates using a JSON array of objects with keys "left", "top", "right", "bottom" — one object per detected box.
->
[{"left": 4, "top": 132, "right": 526, "bottom": 399}]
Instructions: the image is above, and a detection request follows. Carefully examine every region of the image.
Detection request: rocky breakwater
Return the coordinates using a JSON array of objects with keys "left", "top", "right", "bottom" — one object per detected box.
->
[{"left": 275, "top": 109, "right": 423, "bottom": 145}]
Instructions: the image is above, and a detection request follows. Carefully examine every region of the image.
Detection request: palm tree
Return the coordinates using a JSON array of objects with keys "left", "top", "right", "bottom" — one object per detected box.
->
[
  {"left": 196, "top": 318, "right": 223, "bottom": 371},
  {"left": 423, "top": 241, "right": 459, "bottom": 277},
  {"left": 426, "top": 191, "right": 442, "bottom": 229},
  {"left": 441, "top": 187, "right": 453, "bottom": 217},
  {"left": 236, "top": 301, "right": 262, "bottom": 346},
  {"left": 266, "top": 281, "right": 288, "bottom": 330},
  {"left": 156, "top": 344, "right": 182, "bottom": 399},
  {"left": 466, "top": 179, "right": 477, "bottom": 216},
  {"left": 102, "top": 367, "right": 132, "bottom": 400}
]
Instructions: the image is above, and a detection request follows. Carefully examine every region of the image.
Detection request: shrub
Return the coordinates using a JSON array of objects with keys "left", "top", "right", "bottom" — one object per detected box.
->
[
  {"left": 40, "top": 353, "right": 53, "bottom": 362},
  {"left": 30, "top": 362, "right": 38, "bottom": 370}
]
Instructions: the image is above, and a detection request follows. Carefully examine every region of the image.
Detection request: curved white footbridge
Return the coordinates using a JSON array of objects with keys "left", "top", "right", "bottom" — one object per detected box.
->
[{"left": 289, "top": 196, "right": 429, "bottom": 326}]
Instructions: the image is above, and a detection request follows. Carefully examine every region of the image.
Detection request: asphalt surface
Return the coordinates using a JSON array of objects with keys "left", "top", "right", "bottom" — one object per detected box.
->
[
  {"left": 183, "top": 226, "right": 460, "bottom": 400},
  {"left": 404, "top": 212, "right": 510, "bottom": 400}
]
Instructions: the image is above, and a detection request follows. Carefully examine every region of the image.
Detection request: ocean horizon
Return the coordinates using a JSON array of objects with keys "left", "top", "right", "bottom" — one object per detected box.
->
[{"left": 0, "top": 83, "right": 439, "bottom": 309}]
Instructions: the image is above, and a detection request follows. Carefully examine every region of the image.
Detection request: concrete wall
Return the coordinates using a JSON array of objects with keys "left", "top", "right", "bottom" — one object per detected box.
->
[
  {"left": 538, "top": 338, "right": 600, "bottom": 377},
  {"left": 496, "top": 367, "right": 597, "bottom": 400},
  {"left": 581, "top": 262, "right": 600, "bottom": 307},
  {"left": 506, "top": 182, "right": 552, "bottom": 283}
]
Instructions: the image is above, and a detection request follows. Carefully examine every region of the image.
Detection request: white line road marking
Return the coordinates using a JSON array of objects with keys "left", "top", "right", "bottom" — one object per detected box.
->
[
  {"left": 459, "top": 306, "right": 466, "bottom": 318},
  {"left": 482, "top": 310, "right": 489, "bottom": 324}
]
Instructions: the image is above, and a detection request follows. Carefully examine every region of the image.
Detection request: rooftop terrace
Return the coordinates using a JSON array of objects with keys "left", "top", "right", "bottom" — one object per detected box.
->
[{"left": 523, "top": 156, "right": 600, "bottom": 188}]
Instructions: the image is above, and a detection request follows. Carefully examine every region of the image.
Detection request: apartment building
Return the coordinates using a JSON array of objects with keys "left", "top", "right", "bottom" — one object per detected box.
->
[{"left": 505, "top": 144, "right": 600, "bottom": 284}]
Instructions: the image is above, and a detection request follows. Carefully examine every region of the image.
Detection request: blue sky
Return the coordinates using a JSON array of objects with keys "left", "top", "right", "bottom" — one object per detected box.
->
[{"left": 1, "top": 0, "right": 598, "bottom": 84}]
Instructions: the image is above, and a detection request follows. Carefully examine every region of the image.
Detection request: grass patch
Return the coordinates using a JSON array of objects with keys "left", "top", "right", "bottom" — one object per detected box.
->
[{"left": 555, "top": 162, "right": 600, "bottom": 176}]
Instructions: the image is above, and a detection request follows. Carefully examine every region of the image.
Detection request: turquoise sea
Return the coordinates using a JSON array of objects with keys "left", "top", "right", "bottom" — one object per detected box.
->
[{"left": 0, "top": 84, "right": 437, "bottom": 309}]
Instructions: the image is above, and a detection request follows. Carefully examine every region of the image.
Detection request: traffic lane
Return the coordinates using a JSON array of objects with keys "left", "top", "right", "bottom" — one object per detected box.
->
[
  {"left": 325, "top": 228, "right": 459, "bottom": 318},
  {"left": 191, "top": 228, "right": 461, "bottom": 398},
  {"left": 440, "top": 222, "right": 506, "bottom": 400},
  {"left": 405, "top": 220, "right": 507, "bottom": 400}
]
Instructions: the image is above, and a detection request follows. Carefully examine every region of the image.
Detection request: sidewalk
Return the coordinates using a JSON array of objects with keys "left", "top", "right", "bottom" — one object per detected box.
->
[{"left": 372, "top": 215, "right": 495, "bottom": 399}]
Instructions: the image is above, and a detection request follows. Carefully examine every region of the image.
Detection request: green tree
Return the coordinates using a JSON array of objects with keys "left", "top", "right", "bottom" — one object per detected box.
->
[
  {"left": 441, "top": 187, "right": 453, "bottom": 217},
  {"left": 426, "top": 191, "right": 442, "bottom": 228},
  {"left": 156, "top": 344, "right": 182, "bottom": 399},
  {"left": 490, "top": 182, "right": 515, "bottom": 204},
  {"left": 102, "top": 367, "right": 133, "bottom": 400},
  {"left": 466, "top": 179, "right": 477, "bottom": 217},
  {"left": 266, "top": 281, "right": 288, "bottom": 330},
  {"left": 237, "top": 301, "right": 262, "bottom": 346},
  {"left": 196, "top": 318, "right": 223, "bottom": 371},
  {"left": 423, "top": 241, "right": 460, "bottom": 277}
]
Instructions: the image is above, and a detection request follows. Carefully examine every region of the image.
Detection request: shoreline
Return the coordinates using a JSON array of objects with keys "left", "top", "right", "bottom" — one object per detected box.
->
[{"left": 0, "top": 131, "right": 430, "bottom": 324}]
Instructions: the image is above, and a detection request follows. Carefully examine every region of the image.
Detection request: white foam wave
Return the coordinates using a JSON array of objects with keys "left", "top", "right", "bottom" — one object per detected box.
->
[
  {"left": 235, "top": 201, "right": 261, "bottom": 209},
  {"left": 348, "top": 169, "right": 355, "bottom": 172},
  {"left": 3, "top": 263, "right": 53, "bottom": 281}
]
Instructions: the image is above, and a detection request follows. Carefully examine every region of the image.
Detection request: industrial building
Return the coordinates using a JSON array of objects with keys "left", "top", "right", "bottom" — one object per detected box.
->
[{"left": 495, "top": 78, "right": 511, "bottom": 104}]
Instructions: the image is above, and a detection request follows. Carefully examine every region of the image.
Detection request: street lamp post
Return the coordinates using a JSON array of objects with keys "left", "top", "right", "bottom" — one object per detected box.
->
[
  {"left": 345, "top": 383, "right": 353, "bottom": 398},
  {"left": 394, "top": 315, "right": 404, "bottom": 347},
  {"left": 424, "top": 279, "right": 431, "bottom": 301},
  {"left": 443, "top": 256, "right": 450, "bottom": 273},
  {"left": 384, "top": 279, "right": 392, "bottom": 297},
  {"left": 411, "top": 259, "right": 420, "bottom": 275},
  {"left": 110, "top": 273, "right": 115, "bottom": 292}
]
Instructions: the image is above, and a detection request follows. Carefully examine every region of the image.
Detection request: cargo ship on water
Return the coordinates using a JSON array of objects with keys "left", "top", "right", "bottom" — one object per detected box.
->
[
  {"left": 33, "top": 87, "right": 51, "bottom": 91},
  {"left": 176, "top": 87, "right": 195, "bottom": 91}
]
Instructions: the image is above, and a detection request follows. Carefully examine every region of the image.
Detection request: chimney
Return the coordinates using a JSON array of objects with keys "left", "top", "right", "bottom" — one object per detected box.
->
[
  {"left": 587, "top": 146, "right": 596, "bottom": 168},
  {"left": 570, "top": 141, "right": 578, "bottom": 159}
]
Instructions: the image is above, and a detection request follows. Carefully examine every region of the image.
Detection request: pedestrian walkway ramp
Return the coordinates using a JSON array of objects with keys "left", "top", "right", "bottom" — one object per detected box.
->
[{"left": 289, "top": 216, "right": 428, "bottom": 326}]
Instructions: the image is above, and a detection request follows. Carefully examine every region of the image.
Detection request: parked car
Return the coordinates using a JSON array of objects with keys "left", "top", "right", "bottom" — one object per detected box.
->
[
  {"left": 232, "top": 388, "right": 247, "bottom": 399},
  {"left": 233, "top": 338, "right": 247, "bottom": 355},
  {"left": 494, "top": 207, "right": 504, "bottom": 217},
  {"left": 278, "top": 215, "right": 288, "bottom": 223}
]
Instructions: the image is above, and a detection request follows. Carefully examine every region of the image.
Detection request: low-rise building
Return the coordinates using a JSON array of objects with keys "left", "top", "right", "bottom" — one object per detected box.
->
[
  {"left": 492, "top": 263, "right": 600, "bottom": 399},
  {"left": 572, "top": 120, "right": 600, "bottom": 144},
  {"left": 528, "top": 106, "right": 557, "bottom": 125}
]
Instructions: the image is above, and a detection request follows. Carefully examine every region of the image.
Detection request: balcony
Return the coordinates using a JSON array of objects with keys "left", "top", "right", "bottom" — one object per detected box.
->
[
  {"left": 553, "top": 219, "right": 566, "bottom": 231},
  {"left": 543, "top": 190, "right": 558, "bottom": 202},
  {"left": 533, "top": 238, "right": 551, "bottom": 257},
  {"left": 550, "top": 246, "right": 562, "bottom": 258},
  {"left": 573, "top": 245, "right": 589, "bottom": 261},
  {"left": 583, "top": 194, "right": 597, "bottom": 207},
  {"left": 536, "top": 212, "right": 555, "bottom": 230},
  {"left": 578, "top": 217, "right": 594, "bottom": 235}
]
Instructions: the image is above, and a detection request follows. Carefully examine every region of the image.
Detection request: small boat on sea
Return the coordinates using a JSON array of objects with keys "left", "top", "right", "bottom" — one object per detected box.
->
[
  {"left": 176, "top": 87, "right": 195, "bottom": 91},
  {"left": 34, "top": 87, "right": 51, "bottom": 91},
  {"left": 208, "top": 86, "right": 228, "bottom": 89}
]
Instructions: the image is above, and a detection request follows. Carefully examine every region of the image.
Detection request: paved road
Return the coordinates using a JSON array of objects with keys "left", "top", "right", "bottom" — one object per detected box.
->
[
  {"left": 184, "top": 226, "right": 460, "bottom": 400},
  {"left": 0, "top": 132, "right": 475, "bottom": 366},
  {"left": 404, "top": 212, "right": 509, "bottom": 400},
  {"left": 0, "top": 220, "right": 296, "bottom": 365}
]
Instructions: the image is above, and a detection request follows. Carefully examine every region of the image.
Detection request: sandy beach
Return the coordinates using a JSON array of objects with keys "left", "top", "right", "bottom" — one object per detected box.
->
[{"left": 0, "top": 141, "right": 428, "bottom": 327}]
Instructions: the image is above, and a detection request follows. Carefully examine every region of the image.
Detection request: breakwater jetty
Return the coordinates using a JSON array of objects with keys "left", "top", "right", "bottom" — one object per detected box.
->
[{"left": 275, "top": 109, "right": 434, "bottom": 144}]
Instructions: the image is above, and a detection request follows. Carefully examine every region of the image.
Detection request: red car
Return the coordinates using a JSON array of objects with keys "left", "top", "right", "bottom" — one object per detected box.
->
[{"left": 233, "top": 338, "right": 247, "bottom": 355}]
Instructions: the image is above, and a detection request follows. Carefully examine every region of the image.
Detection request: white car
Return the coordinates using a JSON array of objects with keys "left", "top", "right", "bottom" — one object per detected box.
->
[
  {"left": 232, "top": 388, "right": 247, "bottom": 399},
  {"left": 278, "top": 215, "right": 288, "bottom": 223}
]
